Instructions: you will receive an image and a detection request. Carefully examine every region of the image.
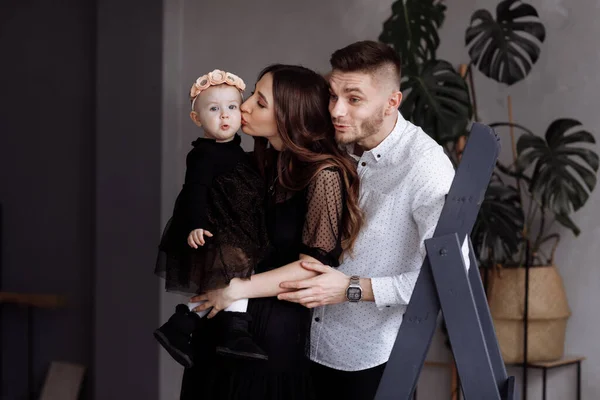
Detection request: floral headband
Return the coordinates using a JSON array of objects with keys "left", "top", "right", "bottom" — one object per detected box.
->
[{"left": 190, "top": 69, "right": 246, "bottom": 110}]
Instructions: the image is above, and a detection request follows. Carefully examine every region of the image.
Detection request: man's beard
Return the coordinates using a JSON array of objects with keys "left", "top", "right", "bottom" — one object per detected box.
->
[{"left": 335, "top": 106, "right": 385, "bottom": 145}]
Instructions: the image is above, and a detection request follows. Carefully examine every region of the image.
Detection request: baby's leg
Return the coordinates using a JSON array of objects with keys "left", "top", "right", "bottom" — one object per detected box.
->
[
  {"left": 188, "top": 298, "right": 248, "bottom": 315},
  {"left": 224, "top": 298, "right": 248, "bottom": 313},
  {"left": 154, "top": 303, "right": 200, "bottom": 368},
  {"left": 187, "top": 301, "right": 209, "bottom": 318},
  {"left": 216, "top": 297, "right": 267, "bottom": 360}
]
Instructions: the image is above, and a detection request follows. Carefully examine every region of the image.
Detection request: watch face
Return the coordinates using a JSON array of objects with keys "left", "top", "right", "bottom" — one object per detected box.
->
[{"left": 347, "top": 287, "right": 362, "bottom": 301}]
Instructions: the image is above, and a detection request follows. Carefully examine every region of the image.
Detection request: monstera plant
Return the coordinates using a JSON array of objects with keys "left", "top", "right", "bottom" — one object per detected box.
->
[
  {"left": 465, "top": 0, "right": 546, "bottom": 85},
  {"left": 380, "top": 0, "right": 599, "bottom": 364},
  {"left": 513, "top": 119, "right": 598, "bottom": 262},
  {"left": 379, "top": 0, "right": 598, "bottom": 267},
  {"left": 380, "top": 0, "right": 472, "bottom": 144}
]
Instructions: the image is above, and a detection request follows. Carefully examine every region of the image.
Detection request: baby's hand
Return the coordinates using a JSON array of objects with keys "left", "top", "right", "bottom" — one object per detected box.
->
[{"left": 187, "top": 229, "right": 214, "bottom": 248}]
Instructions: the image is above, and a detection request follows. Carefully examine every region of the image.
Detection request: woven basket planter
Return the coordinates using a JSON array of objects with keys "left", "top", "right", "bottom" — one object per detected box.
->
[{"left": 486, "top": 265, "right": 570, "bottom": 363}]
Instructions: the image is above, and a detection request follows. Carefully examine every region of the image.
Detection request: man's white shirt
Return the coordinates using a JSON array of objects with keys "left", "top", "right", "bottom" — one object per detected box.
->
[{"left": 309, "top": 112, "right": 470, "bottom": 371}]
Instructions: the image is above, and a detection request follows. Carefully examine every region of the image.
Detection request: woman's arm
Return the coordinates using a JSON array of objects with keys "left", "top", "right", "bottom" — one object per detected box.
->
[
  {"left": 231, "top": 254, "right": 320, "bottom": 300},
  {"left": 192, "top": 168, "right": 345, "bottom": 316},
  {"left": 190, "top": 254, "right": 321, "bottom": 317}
]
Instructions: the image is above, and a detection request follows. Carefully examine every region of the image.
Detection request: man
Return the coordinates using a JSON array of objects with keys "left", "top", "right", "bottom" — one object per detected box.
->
[{"left": 278, "top": 40, "right": 470, "bottom": 399}]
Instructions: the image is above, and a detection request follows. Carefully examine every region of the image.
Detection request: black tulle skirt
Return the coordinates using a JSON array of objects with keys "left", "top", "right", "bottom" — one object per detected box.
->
[
  {"left": 155, "top": 161, "right": 269, "bottom": 295},
  {"left": 180, "top": 296, "right": 315, "bottom": 400}
]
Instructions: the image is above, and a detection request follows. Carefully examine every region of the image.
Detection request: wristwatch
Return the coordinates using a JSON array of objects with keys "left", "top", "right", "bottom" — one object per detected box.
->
[{"left": 346, "top": 275, "right": 362, "bottom": 302}]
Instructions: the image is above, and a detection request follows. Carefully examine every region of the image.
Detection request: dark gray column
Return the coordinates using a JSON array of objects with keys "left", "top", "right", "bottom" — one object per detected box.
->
[
  {"left": 0, "top": 1, "right": 95, "bottom": 398},
  {"left": 95, "top": 0, "right": 162, "bottom": 397}
]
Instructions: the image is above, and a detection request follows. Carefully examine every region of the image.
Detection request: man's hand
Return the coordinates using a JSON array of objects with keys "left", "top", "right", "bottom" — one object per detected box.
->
[
  {"left": 277, "top": 261, "right": 349, "bottom": 308},
  {"left": 187, "top": 228, "right": 213, "bottom": 249}
]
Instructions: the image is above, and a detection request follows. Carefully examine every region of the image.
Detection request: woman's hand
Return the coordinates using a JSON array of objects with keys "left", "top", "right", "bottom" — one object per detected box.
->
[{"left": 190, "top": 278, "right": 242, "bottom": 318}]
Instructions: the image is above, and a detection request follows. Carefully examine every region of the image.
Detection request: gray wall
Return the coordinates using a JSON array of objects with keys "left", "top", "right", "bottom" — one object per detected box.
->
[
  {"left": 438, "top": 1, "right": 600, "bottom": 399},
  {"left": 95, "top": 0, "right": 162, "bottom": 398},
  {"left": 1, "top": 0, "right": 163, "bottom": 398},
  {"left": 162, "top": 0, "right": 600, "bottom": 399},
  {"left": 0, "top": 1, "right": 94, "bottom": 397}
]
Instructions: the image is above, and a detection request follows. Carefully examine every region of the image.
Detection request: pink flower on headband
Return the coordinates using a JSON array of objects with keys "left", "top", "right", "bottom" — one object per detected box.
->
[
  {"left": 208, "top": 69, "right": 227, "bottom": 85},
  {"left": 226, "top": 73, "right": 246, "bottom": 91},
  {"left": 191, "top": 75, "right": 211, "bottom": 98},
  {"left": 189, "top": 69, "right": 246, "bottom": 108}
]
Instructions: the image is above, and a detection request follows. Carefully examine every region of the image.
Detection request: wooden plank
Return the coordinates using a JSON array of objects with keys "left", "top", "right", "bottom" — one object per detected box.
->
[
  {"left": 39, "top": 361, "right": 85, "bottom": 400},
  {"left": 0, "top": 292, "right": 66, "bottom": 308},
  {"left": 527, "top": 356, "right": 585, "bottom": 368},
  {"left": 427, "top": 234, "right": 500, "bottom": 400},
  {"left": 375, "top": 122, "right": 502, "bottom": 400}
]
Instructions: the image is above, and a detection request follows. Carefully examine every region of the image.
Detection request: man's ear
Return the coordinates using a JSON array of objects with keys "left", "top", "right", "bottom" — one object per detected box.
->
[
  {"left": 385, "top": 91, "right": 402, "bottom": 115},
  {"left": 189, "top": 111, "right": 202, "bottom": 127}
]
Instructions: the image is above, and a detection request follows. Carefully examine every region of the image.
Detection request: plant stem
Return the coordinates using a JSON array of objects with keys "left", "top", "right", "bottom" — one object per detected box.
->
[
  {"left": 508, "top": 96, "right": 517, "bottom": 162},
  {"left": 537, "top": 249, "right": 551, "bottom": 265},
  {"left": 536, "top": 233, "right": 560, "bottom": 265},
  {"left": 506, "top": 96, "right": 528, "bottom": 264},
  {"left": 402, "top": 2, "right": 417, "bottom": 70},
  {"left": 462, "top": 62, "right": 479, "bottom": 122},
  {"left": 534, "top": 209, "right": 546, "bottom": 256},
  {"left": 444, "top": 142, "right": 459, "bottom": 168},
  {"left": 525, "top": 198, "right": 538, "bottom": 235},
  {"left": 489, "top": 122, "right": 536, "bottom": 136},
  {"left": 496, "top": 161, "right": 531, "bottom": 183}
]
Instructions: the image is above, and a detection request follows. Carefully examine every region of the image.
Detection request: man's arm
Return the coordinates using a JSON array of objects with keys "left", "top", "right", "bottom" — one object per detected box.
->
[
  {"left": 280, "top": 237, "right": 468, "bottom": 308},
  {"left": 367, "top": 237, "right": 470, "bottom": 309},
  {"left": 279, "top": 146, "right": 470, "bottom": 308}
]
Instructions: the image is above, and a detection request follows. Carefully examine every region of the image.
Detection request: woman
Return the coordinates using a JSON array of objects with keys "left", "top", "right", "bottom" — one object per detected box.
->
[{"left": 180, "top": 64, "right": 363, "bottom": 400}]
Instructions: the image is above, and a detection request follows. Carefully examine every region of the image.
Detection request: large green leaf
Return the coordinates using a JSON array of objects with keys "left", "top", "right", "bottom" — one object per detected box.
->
[
  {"left": 400, "top": 60, "right": 472, "bottom": 143},
  {"left": 555, "top": 212, "right": 581, "bottom": 237},
  {"left": 379, "top": 0, "right": 446, "bottom": 69},
  {"left": 517, "top": 118, "right": 599, "bottom": 215},
  {"left": 471, "top": 177, "right": 524, "bottom": 265},
  {"left": 465, "top": 0, "right": 546, "bottom": 85}
]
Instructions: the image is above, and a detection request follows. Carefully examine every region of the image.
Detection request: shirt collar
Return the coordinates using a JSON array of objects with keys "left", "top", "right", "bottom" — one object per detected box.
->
[{"left": 346, "top": 111, "right": 407, "bottom": 163}]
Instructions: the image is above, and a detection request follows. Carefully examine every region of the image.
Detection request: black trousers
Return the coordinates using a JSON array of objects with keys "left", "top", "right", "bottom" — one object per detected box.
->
[{"left": 311, "top": 361, "right": 387, "bottom": 400}]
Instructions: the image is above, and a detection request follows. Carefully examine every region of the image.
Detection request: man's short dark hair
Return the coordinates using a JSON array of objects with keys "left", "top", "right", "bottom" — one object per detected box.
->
[{"left": 330, "top": 40, "right": 401, "bottom": 89}]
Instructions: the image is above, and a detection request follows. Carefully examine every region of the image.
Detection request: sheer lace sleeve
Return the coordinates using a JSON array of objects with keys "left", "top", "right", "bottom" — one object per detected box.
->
[{"left": 300, "top": 168, "right": 344, "bottom": 267}]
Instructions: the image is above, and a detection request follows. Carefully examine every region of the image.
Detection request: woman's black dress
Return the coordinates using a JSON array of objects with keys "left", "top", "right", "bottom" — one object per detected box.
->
[{"left": 180, "top": 162, "right": 345, "bottom": 400}]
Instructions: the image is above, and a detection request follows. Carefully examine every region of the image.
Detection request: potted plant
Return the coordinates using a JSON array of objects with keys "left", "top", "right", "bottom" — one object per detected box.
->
[{"left": 379, "top": 0, "right": 598, "bottom": 363}]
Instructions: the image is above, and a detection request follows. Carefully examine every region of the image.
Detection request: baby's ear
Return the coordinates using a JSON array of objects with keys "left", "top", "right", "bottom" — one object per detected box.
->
[{"left": 189, "top": 111, "right": 202, "bottom": 127}]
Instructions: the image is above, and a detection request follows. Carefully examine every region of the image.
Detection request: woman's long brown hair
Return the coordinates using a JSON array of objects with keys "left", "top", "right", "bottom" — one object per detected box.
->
[{"left": 254, "top": 64, "right": 364, "bottom": 252}]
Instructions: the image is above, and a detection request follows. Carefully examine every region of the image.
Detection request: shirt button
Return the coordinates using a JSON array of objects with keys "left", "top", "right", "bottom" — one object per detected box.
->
[
  {"left": 361, "top": 162, "right": 366, "bottom": 167},
  {"left": 377, "top": 154, "right": 381, "bottom": 158},
  {"left": 314, "top": 317, "right": 320, "bottom": 322}
]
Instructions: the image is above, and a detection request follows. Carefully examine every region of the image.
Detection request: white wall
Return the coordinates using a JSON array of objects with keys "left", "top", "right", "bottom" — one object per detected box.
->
[{"left": 161, "top": 0, "right": 600, "bottom": 398}]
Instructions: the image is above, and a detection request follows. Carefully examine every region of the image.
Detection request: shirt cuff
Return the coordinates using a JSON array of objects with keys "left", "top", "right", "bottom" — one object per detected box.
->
[
  {"left": 370, "top": 276, "right": 399, "bottom": 309},
  {"left": 461, "top": 236, "right": 471, "bottom": 271}
]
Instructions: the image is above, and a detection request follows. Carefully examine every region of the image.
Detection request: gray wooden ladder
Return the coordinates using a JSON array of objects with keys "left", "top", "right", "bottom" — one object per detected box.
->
[{"left": 375, "top": 122, "right": 518, "bottom": 400}]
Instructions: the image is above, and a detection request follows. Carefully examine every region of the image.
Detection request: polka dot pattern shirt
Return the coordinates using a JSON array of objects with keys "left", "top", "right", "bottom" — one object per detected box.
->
[{"left": 310, "top": 112, "right": 470, "bottom": 371}]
